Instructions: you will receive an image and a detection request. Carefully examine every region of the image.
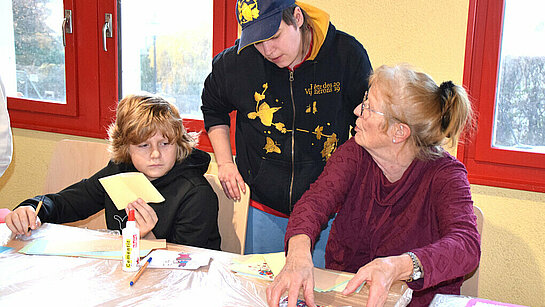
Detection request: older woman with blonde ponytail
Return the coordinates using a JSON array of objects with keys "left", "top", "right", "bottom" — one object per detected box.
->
[{"left": 267, "top": 64, "right": 480, "bottom": 307}]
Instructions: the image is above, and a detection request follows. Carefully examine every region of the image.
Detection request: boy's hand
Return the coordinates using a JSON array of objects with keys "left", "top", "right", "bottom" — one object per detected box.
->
[
  {"left": 126, "top": 198, "right": 158, "bottom": 237},
  {"left": 5, "top": 206, "right": 42, "bottom": 236}
]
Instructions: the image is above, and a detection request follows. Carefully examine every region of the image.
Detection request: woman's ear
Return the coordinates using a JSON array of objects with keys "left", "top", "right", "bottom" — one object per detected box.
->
[{"left": 392, "top": 123, "right": 411, "bottom": 143}]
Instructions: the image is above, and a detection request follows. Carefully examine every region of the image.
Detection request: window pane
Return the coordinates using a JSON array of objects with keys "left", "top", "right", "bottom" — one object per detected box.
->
[
  {"left": 120, "top": 0, "right": 213, "bottom": 118},
  {"left": 0, "top": 0, "right": 66, "bottom": 103},
  {"left": 493, "top": 0, "right": 545, "bottom": 153}
]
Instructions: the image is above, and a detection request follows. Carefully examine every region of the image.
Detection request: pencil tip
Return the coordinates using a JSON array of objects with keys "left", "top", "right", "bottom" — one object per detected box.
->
[{"left": 130, "top": 281, "right": 134, "bottom": 286}]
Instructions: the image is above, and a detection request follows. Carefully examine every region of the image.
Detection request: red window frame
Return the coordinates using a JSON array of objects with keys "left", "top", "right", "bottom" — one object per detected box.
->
[
  {"left": 7, "top": 0, "right": 238, "bottom": 152},
  {"left": 458, "top": 0, "right": 545, "bottom": 193},
  {"left": 7, "top": 0, "right": 109, "bottom": 138},
  {"left": 185, "top": 0, "right": 238, "bottom": 153}
]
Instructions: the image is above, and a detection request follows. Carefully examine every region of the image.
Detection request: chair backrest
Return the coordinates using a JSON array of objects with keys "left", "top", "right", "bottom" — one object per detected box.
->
[
  {"left": 460, "top": 205, "right": 484, "bottom": 297},
  {"left": 45, "top": 139, "right": 110, "bottom": 229},
  {"left": 204, "top": 173, "right": 250, "bottom": 255}
]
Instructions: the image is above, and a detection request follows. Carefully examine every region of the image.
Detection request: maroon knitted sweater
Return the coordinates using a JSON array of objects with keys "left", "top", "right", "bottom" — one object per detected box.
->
[{"left": 286, "top": 138, "right": 481, "bottom": 306}]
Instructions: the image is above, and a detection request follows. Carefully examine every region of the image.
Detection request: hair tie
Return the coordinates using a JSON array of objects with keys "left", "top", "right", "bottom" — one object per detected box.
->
[
  {"left": 438, "top": 81, "right": 455, "bottom": 133},
  {"left": 439, "top": 81, "right": 455, "bottom": 93}
]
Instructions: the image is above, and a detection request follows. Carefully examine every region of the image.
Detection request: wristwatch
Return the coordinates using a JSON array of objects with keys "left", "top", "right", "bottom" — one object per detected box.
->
[{"left": 405, "top": 251, "right": 423, "bottom": 282}]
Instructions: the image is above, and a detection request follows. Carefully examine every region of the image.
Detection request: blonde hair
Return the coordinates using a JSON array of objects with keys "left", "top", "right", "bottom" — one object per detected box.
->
[
  {"left": 107, "top": 94, "right": 197, "bottom": 163},
  {"left": 370, "top": 64, "right": 474, "bottom": 160}
]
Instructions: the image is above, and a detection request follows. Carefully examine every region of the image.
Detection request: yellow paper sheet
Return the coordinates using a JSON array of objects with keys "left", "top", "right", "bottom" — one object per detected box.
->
[
  {"left": 230, "top": 252, "right": 285, "bottom": 281},
  {"left": 99, "top": 172, "right": 165, "bottom": 209},
  {"left": 230, "top": 254, "right": 274, "bottom": 280},
  {"left": 262, "top": 252, "right": 286, "bottom": 277},
  {"left": 233, "top": 252, "right": 286, "bottom": 275}
]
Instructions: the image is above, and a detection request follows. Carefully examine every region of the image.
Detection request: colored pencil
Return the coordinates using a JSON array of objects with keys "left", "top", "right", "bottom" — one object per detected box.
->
[
  {"left": 35, "top": 197, "right": 44, "bottom": 216},
  {"left": 130, "top": 257, "right": 152, "bottom": 286},
  {"left": 28, "top": 196, "right": 44, "bottom": 232}
]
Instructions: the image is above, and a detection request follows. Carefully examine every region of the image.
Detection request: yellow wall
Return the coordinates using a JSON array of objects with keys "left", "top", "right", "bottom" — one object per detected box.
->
[
  {"left": 0, "top": 129, "right": 107, "bottom": 202},
  {"left": 1, "top": 1, "right": 544, "bottom": 306}
]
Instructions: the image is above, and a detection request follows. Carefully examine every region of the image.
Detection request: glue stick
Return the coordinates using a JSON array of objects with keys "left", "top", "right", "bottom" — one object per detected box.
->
[{"left": 122, "top": 209, "right": 140, "bottom": 272}]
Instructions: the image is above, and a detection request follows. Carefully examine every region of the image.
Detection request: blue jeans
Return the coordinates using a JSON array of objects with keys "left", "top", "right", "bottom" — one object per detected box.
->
[{"left": 244, "top": 206, "right": 334, "bottom": 268}]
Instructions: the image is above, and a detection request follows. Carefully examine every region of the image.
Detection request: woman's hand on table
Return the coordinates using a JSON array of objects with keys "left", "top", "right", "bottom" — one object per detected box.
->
[
  {"left": 126, "top": 198, "right": 158, "bottom": 238},
  {"left": 217, "top": 161, "right": 246, "bottom": 201},
  {"left": 342, "top": 255, "right": 412, "bottom": 307},
  {"left": 5, "top": 206, "right": 41, "bottom": 236},
  {"left": 266, "top": 234, "right": 316, "bottom": 307}
]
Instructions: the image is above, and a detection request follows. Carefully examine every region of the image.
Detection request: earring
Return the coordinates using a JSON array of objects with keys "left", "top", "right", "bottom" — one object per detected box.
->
[{"left": 392, "top": 138, "right": 396, "bottom": 143}]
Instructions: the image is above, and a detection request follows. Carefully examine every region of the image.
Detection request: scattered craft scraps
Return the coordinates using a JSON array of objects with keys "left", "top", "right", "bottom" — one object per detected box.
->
[
  {"left": 99, "top": 172, "right": 165, "bottom": 210},
  {"left": 141, "top": 250, "right": 211, "bottom": 270}
]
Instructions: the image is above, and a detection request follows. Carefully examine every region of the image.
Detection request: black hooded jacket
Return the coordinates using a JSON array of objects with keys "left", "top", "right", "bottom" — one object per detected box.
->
[
  {"left": 202, "top": 16, "right": 372, "bottom": 215},
  {"left": 16, "top": 148, "right": 221, "bottom": 250}
]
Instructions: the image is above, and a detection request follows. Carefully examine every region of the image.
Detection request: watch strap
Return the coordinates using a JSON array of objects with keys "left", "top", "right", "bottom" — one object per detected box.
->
[{"left": 405, "top": 251, "right": 423, "bottom": 282}]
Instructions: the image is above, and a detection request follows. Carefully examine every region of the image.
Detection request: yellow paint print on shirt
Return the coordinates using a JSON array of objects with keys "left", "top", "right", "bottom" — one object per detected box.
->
[
  {"left": 264, "top": 137, "right": 281, "bottom": 154},
  {"left": 247, "top": 83, "right": 338, "bottom": 159},
  {"left": 305, "top": 101, "right": 318, "bottom": 114},
  {"left": 247, "top": 83, "right": 282, "bottom": 127},
  {"left": 296, "top": 126, "right": 338, "bottom": 159},
  {"left": 321, "top": 133, "right": 337, "bottom": 160}
]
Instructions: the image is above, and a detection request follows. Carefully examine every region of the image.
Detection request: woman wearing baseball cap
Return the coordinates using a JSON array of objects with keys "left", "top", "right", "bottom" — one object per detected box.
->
[{"left": 201, "top": 0, "right": 373, "bottom": 265}]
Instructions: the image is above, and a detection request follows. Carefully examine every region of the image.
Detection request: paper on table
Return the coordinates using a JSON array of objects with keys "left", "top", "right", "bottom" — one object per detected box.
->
[
  {"left": 18, "top": 240, "right": 153, "bottom": 260},
  {"left": 141, "top": 250, "right": 211, "bottom": 270},
  {"left": 262, "top": 252, "right": 286, "bottom": 277},
  {"left": 0, "top": 246, "right": 13, "bottom": 254},
  {"left": 313, "top": 267, "right": 362, "bottom": 293},
  {"left": 19, "top": 237, "right": 166, "bottom": 254},
  {"left": 230, "top": 252, "right": 359, "bottom": 293},
  {"left": 230, "top": 254, "right": 274, "bottom": 280},
  {"left": 232, "top": 252, "right": 285, "bottom": 277},
  {"left": 99, "top": 172, "right": 165, "bottom": 210}
]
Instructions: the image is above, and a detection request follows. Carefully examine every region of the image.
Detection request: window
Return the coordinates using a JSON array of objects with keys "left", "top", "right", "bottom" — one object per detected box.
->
[
  {"left": 3, "top": 0, "right": 238, "bottom": 148},
  {"left": 458, "top": 0, "right": 545, "bottom": 192},
  {"left": 2, "top": 0, "right": 79, "bottom": 120},
  {"left": 120, "top": 0, "right": 213, "bottom": 118},
  {"left": 6, "top": 0, "right": 67, "bottom": 103}
]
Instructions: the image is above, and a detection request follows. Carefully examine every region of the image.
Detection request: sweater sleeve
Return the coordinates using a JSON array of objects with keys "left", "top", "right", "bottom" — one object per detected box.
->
[
  {"left": 0, "top": 76, "right": 12, "bottom": 178},
  {"left": 285, "top": 138, "right": 361, "bottom": 250},
  {"left": 410, "top": 161, "right": 481, "bottom": 290},
  {"left": 201, "top": 49, "right": 236, "bottom": 131},
  {"left": 170, "top": 184, "right": 220, "bottom": 250},
  {"left": 15, "top": 164, "right": 111, "bottom": 224}
]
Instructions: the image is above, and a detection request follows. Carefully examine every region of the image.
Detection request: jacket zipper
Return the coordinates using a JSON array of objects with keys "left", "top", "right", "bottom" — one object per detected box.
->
[{"left": 289, "top": 70, "right": 295, "bottom": 213}]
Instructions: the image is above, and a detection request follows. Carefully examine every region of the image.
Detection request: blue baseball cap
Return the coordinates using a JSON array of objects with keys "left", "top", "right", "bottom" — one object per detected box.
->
[{"left": 236, "top": 0, "right": 296, "bottom": 54}]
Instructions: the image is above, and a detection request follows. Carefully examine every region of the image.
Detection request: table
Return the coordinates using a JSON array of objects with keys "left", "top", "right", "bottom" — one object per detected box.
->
[{"left": 0, "top": 223, "right": 411, "bottom": 306}]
